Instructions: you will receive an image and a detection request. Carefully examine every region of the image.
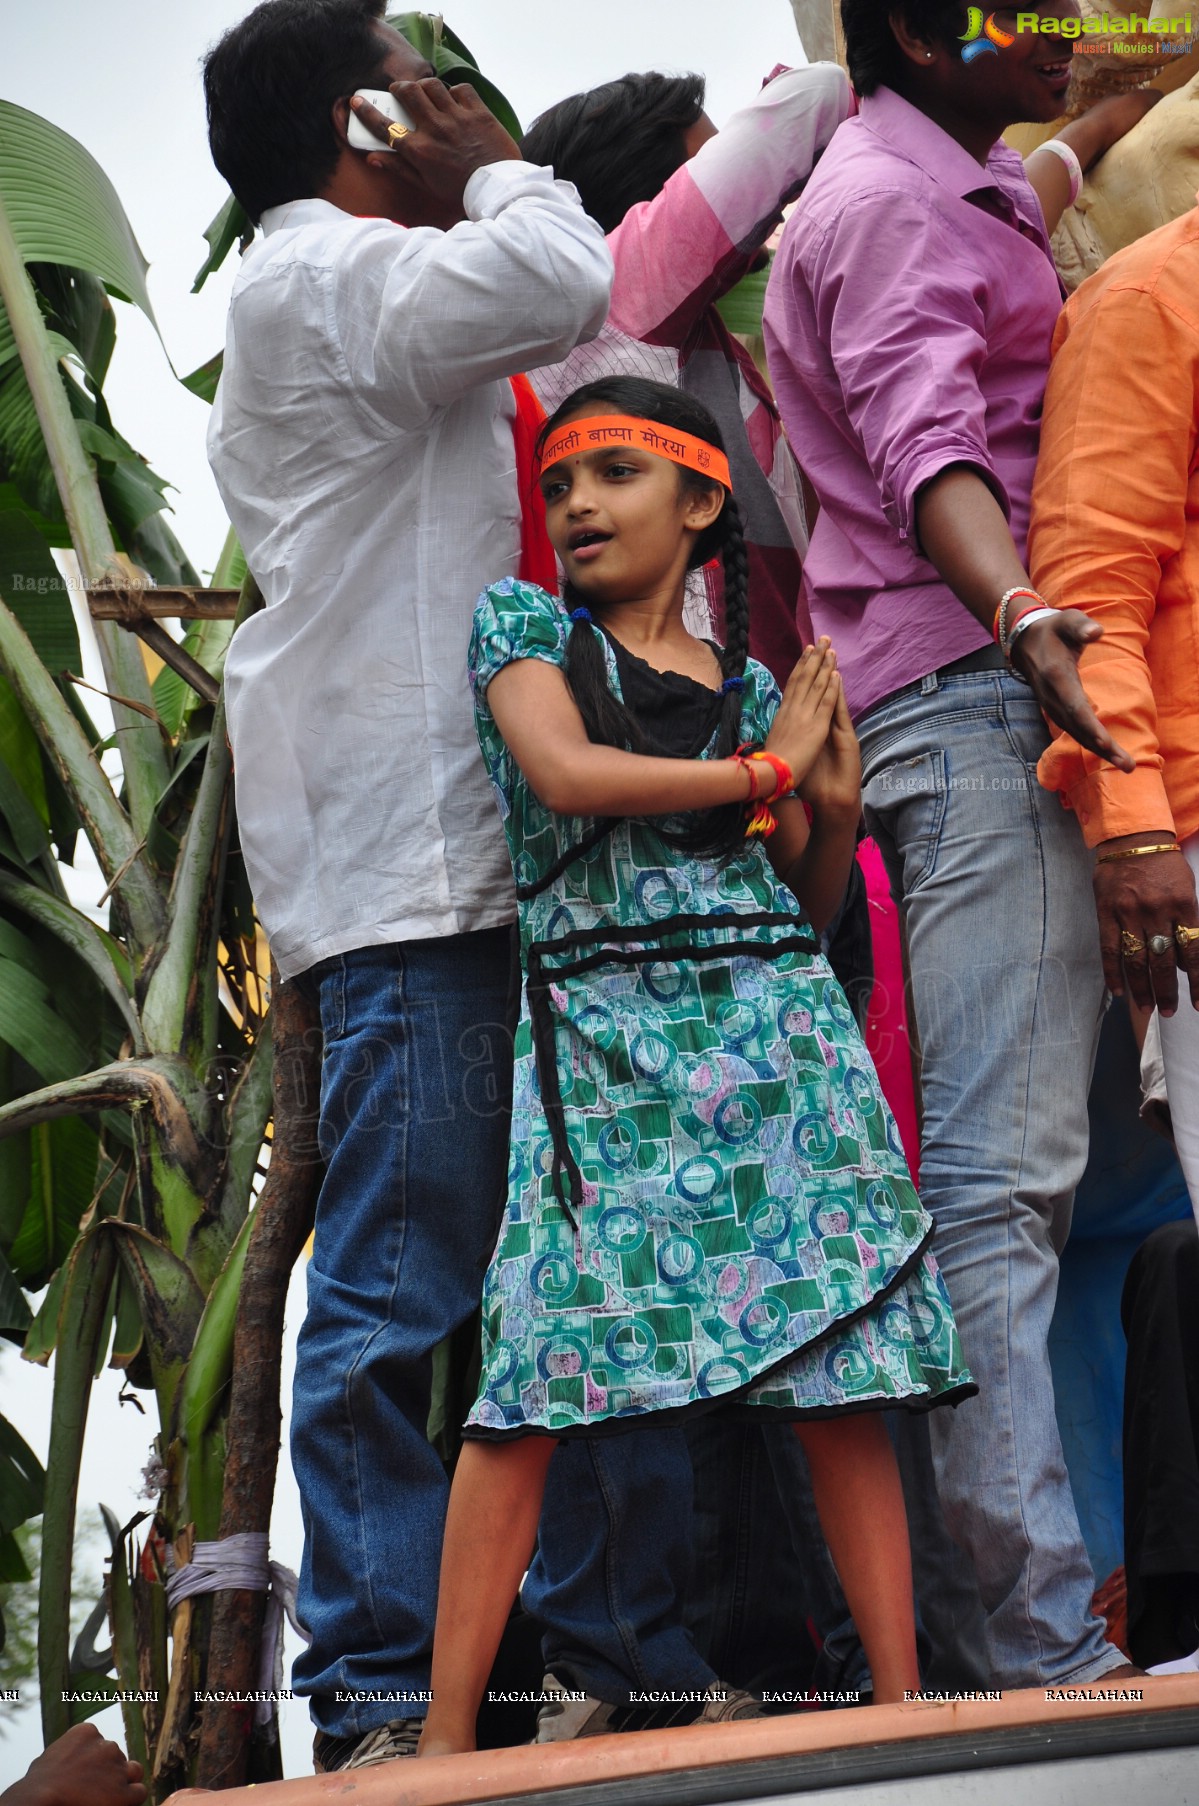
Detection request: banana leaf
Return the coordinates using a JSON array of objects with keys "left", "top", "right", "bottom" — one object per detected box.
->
[
  {"left": 0, "top": 505, "right": 81, "bottom": 675},
  {"left": 716, "top": 262, "right": 771, "bottom": 337},
  {"left": 388, "top": 13, "right": 523, "bottom": 140},
  {"left": 0, "top": 102, "right": 156, "bottom": 324}
]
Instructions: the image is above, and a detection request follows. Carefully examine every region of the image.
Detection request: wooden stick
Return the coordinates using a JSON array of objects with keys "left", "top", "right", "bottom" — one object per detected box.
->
[{"left": 88, "top": 586, "right": 242, "bottom": 621}]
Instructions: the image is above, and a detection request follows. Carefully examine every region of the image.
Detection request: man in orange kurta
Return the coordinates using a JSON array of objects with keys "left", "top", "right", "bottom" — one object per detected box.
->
[{"left": 1030, "top": 204, "right": 1199, "bottom": 1225}]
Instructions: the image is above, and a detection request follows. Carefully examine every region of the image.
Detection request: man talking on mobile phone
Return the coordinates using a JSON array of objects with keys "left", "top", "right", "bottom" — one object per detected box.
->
[{"left": 202, "top": 0, "right": 612, "bottom": 1772}]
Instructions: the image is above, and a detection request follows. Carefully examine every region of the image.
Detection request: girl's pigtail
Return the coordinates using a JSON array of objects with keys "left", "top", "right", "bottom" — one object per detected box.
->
[
  {"left": 666, "top": 491, "right": 752, "bottom": 863},
  {"left": 714, "top": 494, "right": 750, "bottom": 761},
  {"left": 563, "top": 586, "right": 649, "bottom": 753}
]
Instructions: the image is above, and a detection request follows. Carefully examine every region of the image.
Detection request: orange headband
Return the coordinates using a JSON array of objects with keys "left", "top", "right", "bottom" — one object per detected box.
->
[{"left": 538, "top": 414, "right": 733, "bottom": 492}]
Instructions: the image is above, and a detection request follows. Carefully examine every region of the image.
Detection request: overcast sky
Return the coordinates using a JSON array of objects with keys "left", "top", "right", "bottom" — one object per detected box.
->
[{"left": 2, "top": 1, "right": 812, "bottom": 1780}]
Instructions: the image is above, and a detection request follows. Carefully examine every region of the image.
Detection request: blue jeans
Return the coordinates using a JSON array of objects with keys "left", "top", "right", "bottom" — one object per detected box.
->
[
  {"left": 528, "top": 1417, "right": 986, "bottom": 1704},
  {"left": 527, "top": 1422, "right": 875, "bottom": 1703},
  {"left": 291, "top": 930, "right": 515, "bottom": 1737},
  {"left": 857, "top": 667, "right": 1120, "bottom": 1686},
  {"left": 526, "top": 1432, "right": 717, "bottom": 1701}
]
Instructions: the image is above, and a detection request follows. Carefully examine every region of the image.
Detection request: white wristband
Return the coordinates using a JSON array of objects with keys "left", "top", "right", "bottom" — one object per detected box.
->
[
  {"left": 1037, "top": 138, "right": 1084, "bottom": 207},
  {"left": 1006, "top": 606, "right": 1058, "bottom": 653}
]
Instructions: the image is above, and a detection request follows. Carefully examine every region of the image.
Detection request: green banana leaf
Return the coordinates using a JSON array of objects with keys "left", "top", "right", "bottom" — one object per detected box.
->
[
  {"left": 389, "top": 12, "right": 523, "bottom": 140},
  {"left": 0, "top": 1245, "right": 30, "bottom": 1341},
  {"left": 6, "top": 1120, "right": 102, "bottom": 1289},
  {"left": 0, "top": 1412, "right": 43, "bottom": 1572},
  {"left": 0, "top": 100, "right": 159, "bottom": 381},
  {"left": 179, "top": 350, "right": 223, "bottom": 404},
  {"left": 0, "top": 672, "right": 49, "bottom": 843},
  {"left": 191, "top": 194, "right": 252, "bottom": 296},
  {"left": 715, "top": 262, "right": 771, "bottom": 338},
  {"left": 0, "top": 509, "right": 81, "bottom": 675}
]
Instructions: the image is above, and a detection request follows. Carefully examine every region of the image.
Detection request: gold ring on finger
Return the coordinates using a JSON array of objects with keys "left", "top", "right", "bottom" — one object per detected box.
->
[
  {"left": 386, "top": 122, "right": 414, "bottom": 144},
  {"left": 1121, "top": 929, "right": 1145, "bottom": 957},
  {"left": 1176, "top": 924, "right": 1199, "bottom": 948},
  {"left": 1148, "top": 933, "right": 1173, "bottom": 958}
]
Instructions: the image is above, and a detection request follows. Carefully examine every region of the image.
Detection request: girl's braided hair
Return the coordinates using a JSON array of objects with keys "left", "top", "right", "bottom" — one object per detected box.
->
[{"left": 536, "top": 375, "right": 752, "bottom": 864}]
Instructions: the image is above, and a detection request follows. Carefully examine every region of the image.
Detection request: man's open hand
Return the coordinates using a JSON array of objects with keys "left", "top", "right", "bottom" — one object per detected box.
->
[{"left": 1009, "top": 610, "right": 1134, "bottom": 772}]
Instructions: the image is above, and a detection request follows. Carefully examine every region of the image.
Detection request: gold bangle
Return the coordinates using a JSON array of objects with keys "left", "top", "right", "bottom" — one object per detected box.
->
[{"left": 1096, "top": 842, "right": 1181, "bottom": 865}]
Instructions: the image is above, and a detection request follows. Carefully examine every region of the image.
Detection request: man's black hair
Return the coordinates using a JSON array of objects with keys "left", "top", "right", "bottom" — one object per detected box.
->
[
  {"left": 841, "top": 0, "right": 968, "bottom": 96},
  {"left": 203, "top": 0, "right": 394, "bottom": 222},
  {"left": 521, "top": 72, "right": 706, "bottom": 234}
]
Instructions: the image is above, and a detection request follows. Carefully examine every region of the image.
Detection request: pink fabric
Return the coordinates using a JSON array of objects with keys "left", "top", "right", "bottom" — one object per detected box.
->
[{"left": 858, "top": 837, "right": 920, "bottom": 1186}]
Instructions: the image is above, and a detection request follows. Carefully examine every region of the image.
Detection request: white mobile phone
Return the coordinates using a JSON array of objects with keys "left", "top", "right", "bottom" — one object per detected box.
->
[{"left": 347, "top": 88, "right": 416, "bottom": 152}]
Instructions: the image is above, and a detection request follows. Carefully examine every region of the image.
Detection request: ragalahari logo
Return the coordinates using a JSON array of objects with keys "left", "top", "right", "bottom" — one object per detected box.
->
[{"left": 959, "top": 8, "right": 1018, "bottom": 58}]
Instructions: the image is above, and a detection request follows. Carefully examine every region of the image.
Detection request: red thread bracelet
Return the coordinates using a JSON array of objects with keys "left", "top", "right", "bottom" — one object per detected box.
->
[
  {"left": 736, "top": 746, "right": 794, "bottom": 801},
  {"left": 736, "top": 747, "right": 795, "bottom": 839},
  {"left": 728, "top": 754, "right": 760, "bottom": 801}
]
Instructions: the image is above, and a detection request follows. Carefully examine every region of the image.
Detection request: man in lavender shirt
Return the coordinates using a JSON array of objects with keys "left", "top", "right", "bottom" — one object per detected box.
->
[{"left": 765, "top": 0, "right": 1140, "bottom": 1688}]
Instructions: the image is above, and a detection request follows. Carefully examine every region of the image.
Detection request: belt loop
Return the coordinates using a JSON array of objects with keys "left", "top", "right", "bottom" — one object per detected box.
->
[{"left": 920, "top": 671, "right": 939, "bottom": 696}]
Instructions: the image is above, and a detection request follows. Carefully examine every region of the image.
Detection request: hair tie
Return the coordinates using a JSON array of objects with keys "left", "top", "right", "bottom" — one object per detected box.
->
[
  {"left": 720, "top": 676, "right": 744, "bottom": 695},
  {"left": 569, "top": 607, "right": 592, "bottom": 623}
]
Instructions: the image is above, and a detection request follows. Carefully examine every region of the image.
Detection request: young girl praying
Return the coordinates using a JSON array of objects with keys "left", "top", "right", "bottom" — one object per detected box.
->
[{"left": 419, "top": 377, "right": 974, "bottom": 1754}]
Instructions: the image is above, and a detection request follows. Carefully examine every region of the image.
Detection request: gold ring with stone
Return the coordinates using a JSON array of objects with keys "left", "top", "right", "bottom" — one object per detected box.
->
[
  {"left": 386, "top": 122, "right": 413, "bottom": 145},
  {"left": 1176, "top": 924, "right": 1199, "bottom": 949},
  {"left": 1121, "top": 930, "right": 1145, "bottom": 957}
]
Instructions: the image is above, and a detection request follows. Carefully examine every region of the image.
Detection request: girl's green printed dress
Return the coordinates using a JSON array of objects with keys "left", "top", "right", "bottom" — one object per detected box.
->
[{"left": 465, "top": 579, "right": 974, "bottom": 1439}]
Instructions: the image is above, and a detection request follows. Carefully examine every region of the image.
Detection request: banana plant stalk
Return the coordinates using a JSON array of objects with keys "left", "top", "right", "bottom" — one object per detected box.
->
[
  {"left": 0, "top": 103, "right": 323, "bottom": 1793},
  {"left": 0, "top": 193, "right": 168, "bottom": 848},
  {"left": 0, "top": 199, "right": 263, "bottom": 1779}
]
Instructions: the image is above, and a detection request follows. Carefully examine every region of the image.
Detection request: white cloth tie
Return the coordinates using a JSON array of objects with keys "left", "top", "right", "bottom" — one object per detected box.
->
[{"left": 165, "top": 1532, "right": 309, "bottom": 1733}]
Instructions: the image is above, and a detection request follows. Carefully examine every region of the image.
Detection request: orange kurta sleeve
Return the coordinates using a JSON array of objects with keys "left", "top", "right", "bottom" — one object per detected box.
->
[{"left": 1029, "top": 271, "right": 1198, "bottom": 847}]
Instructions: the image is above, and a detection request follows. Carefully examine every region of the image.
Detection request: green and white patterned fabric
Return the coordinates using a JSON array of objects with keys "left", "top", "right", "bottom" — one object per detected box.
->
[{"left": 465, "top": 580, "right": 974, "bottom": 1437}]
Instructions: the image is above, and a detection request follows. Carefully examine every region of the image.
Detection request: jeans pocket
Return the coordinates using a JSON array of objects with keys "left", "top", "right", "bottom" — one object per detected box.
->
[{"left": 862, "top": 750, "right": 947, "bottom": 895}]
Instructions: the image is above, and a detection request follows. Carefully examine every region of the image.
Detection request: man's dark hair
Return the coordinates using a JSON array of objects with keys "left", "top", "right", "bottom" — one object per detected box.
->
[
  {"left": 841, "top": 1, "right": 968, "bottom": 96},
  {"left": 521, "top": 72, "right": 706, "bottom": 234},
  {"left": 203, "top": 0, "right": 393, "bottom": 222}
]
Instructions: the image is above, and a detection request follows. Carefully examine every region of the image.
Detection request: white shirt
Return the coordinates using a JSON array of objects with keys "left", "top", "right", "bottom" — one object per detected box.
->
[{"left": 209, "top": 165, "right": 612, "bottom": 980}]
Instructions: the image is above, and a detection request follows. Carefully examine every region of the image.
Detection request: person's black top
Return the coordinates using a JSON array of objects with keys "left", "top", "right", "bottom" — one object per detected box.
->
[{"left": 603, "top": 630, "right": 725, "bottom": 759}]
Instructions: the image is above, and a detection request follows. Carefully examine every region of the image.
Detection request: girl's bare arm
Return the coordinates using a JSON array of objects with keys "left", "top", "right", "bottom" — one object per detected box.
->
[
  {"left": 766, "top": 800, "right": 859, "bottom": 936},
  {"left": 486, "top": 644, "right": 840, "bottom": 819},
  {"left": 486, "top": 660, "right": 752, "bottom": 816}
]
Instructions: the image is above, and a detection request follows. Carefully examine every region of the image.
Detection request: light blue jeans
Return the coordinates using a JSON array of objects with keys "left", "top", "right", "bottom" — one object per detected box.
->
[{"left": 857, "top": 666, "right": 1121, "bottom": 1686}]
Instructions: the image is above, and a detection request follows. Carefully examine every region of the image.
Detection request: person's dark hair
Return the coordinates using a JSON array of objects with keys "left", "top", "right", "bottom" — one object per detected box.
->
[
  {"left": 537, "top": 376, "right": 751, "bottom": 863},
  {"left": 521, "top": 72, "right": 706, "bottom": 233},
  {"left": 203, "top": 0, "right": 393, "bottom": 222},
  {"left": 841, "top": 0, "right": 968, "bottom": 96}
]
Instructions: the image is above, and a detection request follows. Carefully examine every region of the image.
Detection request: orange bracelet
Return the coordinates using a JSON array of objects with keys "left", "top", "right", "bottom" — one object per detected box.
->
[
  {"left": 736, "top": 746, "right": 794, "bottom": 801},
  {"left": 735, "top": 747, "right": 795, "bottom": 838},
  {"left": 746, "top": 749, "right": 795, "bottom": 801}
]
